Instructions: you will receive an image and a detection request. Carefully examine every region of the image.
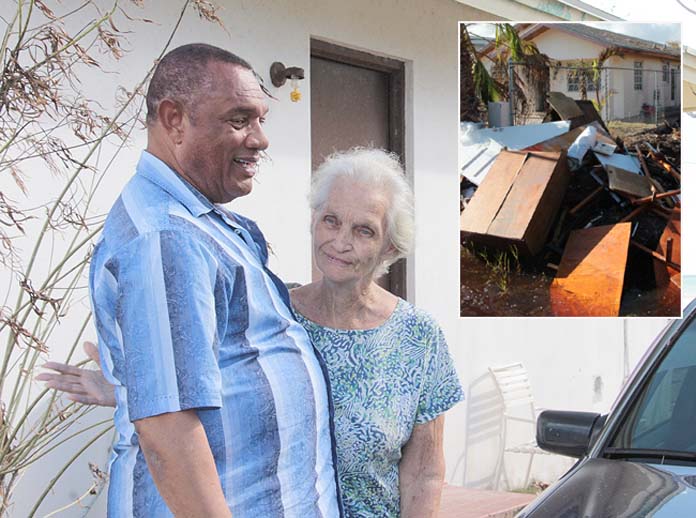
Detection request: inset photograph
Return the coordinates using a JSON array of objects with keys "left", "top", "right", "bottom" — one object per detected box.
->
[{"left": 460, "top": 22, "right": 681, "bottom": 317}]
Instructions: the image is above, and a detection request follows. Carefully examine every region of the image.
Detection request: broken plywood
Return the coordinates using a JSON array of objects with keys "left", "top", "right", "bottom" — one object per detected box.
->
[
  {"left": 606, "top": 166, "right": 654, "bottom": 198},
  {"left": 461, "top": 151, "right": 528, "bottom": 235},
  {"left": 460, "top": 150, "right": 569, "bottom": 256},
  {"left": 547, "top": 92, "right": 584, "bottom": 120},
  {"left": 544, "top": 94, "right": 612, "bottom": 131},
  {"left": 575, "top": 99, "right": 610, "bottom": 133},
  {"left": 654, "top": 214, "right": 681, "bottom": 289},
  {"left": 550, "top": 223, "right": 631, "bottom": 317}
]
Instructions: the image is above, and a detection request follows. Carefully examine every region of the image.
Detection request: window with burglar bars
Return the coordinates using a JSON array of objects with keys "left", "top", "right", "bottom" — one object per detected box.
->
[
  {"left": 567, "top": 70, "right": 598, "bottom": 92},
  {"left": 634, "top": 61, "right": 643, "bottom": 91},
  {"left": 671, "top": 69, "right": 676, "bottom": 100},
  {"left": 662, "top": 63, "right": 669, "bottom": 82}
]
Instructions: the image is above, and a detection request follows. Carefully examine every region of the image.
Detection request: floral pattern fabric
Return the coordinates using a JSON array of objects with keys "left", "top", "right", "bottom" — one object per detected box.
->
[{"left": 294, "top": 299, "right": 464, "bottom": 517}]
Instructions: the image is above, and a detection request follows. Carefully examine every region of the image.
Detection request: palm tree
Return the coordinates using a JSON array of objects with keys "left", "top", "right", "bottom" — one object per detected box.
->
[
  {"left": 460, "top": 24, "right": 503, "bottom": 121},
  {"left": 460, "top": 23, "right": 550, "bottom": 122}
]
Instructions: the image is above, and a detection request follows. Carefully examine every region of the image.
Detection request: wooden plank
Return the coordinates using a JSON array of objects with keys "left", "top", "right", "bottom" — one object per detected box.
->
[
  {"left": 631, "top": 240, "right": 681, "bottom": 271},
  {"left": 460, "top": 150, "right": 527, "bottom": 235},
  {"left": 569, "top": 185, "right": 604, "bottom": 215},
  {"left": 648, "top": 151, "right": 681, "bottom": 181},
  {"left": 461, "top": 150, "right": 568, "bottom": 256},
  {"left": 606, "top": 166, "right": 654, "bottom": 198},
  {"left": 575, "top": 99, "right": 610, "bottom": 133},
  {"left": 635, "top": 145, "right": 673, "bottom": 208},
  {"left": 550, "top": 223, "right": 631, "bottom": 316},
  {"left": 547, "top": 91, "right": 584, "bottom": 120},
  {"left": 632, "top": 189, "right": 681, "bottom": 205},
  {"left": 619, "top": 204, "right": 648, "bottom": 223},
  {"left": 654, "top": 214, "right": 681, "bottom": 289},
  {"left": 487, "top": 152, "right": 562, "bottom": 245},
  {"left": 522, "top": 151, "right": 570, "bottom": 255}
]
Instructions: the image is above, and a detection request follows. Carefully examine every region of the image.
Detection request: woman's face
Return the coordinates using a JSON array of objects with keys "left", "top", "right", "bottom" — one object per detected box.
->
[{"left": 313, "top": 178, "right": 394, "bottom": 285}]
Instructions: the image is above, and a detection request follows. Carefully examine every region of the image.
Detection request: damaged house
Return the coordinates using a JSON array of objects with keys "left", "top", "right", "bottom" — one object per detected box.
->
[
  {"left": 479, "top": 23, "right": 681, "bottom": 122},
  {"left": 460, "top": 24, "right": 681, "bottom": 317}
]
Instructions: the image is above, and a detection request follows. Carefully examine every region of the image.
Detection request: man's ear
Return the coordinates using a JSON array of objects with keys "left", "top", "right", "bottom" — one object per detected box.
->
[{"left": 157, "top": 99, "right": 186, "bottom": 145}]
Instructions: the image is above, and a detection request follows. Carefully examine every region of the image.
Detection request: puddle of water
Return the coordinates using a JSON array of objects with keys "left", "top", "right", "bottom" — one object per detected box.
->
[
  {"left": 460, "top": 247, "right": 681, "bottom": 317},
  {"left": 460, "top": 248, "right": 553, "bottom": 316}
]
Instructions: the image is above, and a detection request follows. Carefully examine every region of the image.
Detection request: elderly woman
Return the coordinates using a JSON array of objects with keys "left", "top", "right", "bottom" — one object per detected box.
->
[{"left": 39, "top": 148, "right": 463, "bottom": 517}]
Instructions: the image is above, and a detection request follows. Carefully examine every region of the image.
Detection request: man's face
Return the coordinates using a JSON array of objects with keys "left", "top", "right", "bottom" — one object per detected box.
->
[{"left": 177, "top": 63, "right": 269, "bottom": 204}]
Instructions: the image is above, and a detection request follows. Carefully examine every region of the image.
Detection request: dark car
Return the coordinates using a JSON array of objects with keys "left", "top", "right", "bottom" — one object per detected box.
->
[{"left": 518, "top": 299, "right": 696, "bottom": 517}]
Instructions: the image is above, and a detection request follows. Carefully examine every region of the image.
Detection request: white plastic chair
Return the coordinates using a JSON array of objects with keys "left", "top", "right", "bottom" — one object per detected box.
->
[{"left": 488, "top": 362, "right": 552, "bottom": 490}]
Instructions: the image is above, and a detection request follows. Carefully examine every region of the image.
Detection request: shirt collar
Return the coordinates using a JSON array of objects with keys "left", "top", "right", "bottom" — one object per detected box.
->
[{"left": 136, "top": 150, "right": 215, "bottom": 218}]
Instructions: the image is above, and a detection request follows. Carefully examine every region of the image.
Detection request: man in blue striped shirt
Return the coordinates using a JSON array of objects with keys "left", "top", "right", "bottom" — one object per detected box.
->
[{"left": 89, "top": 44, "right": 341, "bottom": 517}]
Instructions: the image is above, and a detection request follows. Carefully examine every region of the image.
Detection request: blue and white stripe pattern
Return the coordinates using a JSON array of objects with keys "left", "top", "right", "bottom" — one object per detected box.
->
[{"left": 90, "top": 151, "right": 341, "bottom": 518}]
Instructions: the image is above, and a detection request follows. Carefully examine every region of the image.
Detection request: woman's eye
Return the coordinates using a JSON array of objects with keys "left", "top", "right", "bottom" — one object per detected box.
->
[
  {"left": 358, "top": 227, "right": 374, "bottom": 237},
  {"left": 324, "top": 215, "right": 337, "bottom": 226}
]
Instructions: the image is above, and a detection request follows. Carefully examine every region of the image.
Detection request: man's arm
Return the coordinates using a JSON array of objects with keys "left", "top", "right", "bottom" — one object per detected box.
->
[
  {"left": 136, "top": 409, "right": 231, "bottom": 518},
  {"left": 399, "top": 415, "right": 446, "bottom": 518}
]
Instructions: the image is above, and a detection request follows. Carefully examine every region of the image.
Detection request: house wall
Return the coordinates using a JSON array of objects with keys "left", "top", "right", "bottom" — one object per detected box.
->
[
  {"left": 451, "top": 316, "right": 671, "bottom": 488},
  {"left": 532, "top": 28, "right": 606, "bottom": 60},
  {"left": 526, "top": 30, "right": 680, "bottom": 121},
  {"left": 607, "top": 53, "right": 681, "bottom": 121}
]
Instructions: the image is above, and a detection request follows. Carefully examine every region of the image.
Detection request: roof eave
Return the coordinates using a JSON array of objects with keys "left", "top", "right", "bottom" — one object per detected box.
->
[{"left": 454, "top": 0, "right": 615, "bottom": 21}]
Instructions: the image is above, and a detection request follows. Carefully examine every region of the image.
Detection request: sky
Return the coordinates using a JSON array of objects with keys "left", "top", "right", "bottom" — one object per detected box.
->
[
  {"left": 584, "top": 0, "right": 695, "bottom": 46},
  {"left": 469, "top": 1, "right": 690, "bottom": 47}
]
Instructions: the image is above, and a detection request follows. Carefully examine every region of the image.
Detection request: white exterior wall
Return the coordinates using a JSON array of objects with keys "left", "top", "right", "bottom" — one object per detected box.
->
[
  {"left": 532, "top": 29, "right": 606, "bottom": 60},
  {"left": 610, "top": 53, "right": 681, "bottom": 120},
  {"left": 527, "top": 30, "right": 680, "bottom": 121},
  {"left": 450, "top": 316, "right": 671, "bottom": 488}
]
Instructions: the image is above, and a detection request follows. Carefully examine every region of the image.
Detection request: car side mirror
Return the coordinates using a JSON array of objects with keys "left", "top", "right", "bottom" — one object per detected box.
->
[{"left": 537, "top": 410, "right": 607, "bottom": 458}]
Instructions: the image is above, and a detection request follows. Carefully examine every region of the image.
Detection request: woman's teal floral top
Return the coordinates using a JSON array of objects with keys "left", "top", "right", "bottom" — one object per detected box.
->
[{"left": 294, "top": 299, "right": 464, "bottom": 517}]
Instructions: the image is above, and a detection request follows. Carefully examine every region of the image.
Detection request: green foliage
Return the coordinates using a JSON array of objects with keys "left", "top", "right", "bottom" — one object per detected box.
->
[
  {"left": 476, "top": 246, "right": 521, "bottom": 294},
  {"left": 473, "top": 60, "right": 502, "bottom": 104}
]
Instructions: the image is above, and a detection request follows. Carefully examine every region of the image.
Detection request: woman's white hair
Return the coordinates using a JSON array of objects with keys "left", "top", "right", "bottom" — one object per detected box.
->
[{"left": 309, "top": 147, "right": 415, "bottom": 278}]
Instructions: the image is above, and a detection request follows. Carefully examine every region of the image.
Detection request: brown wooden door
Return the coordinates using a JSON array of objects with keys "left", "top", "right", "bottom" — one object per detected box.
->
[{"left": 310, "top": 40, "right": 406, "bottom": 297}]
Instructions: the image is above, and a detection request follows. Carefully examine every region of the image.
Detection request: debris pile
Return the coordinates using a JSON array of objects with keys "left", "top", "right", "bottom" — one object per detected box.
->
[{"left": 460, "top": 92, "right": 681, "bottom": 317}]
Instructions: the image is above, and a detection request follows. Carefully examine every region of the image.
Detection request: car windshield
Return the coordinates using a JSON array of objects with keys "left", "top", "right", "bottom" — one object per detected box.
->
[{"left": 607, "top": 315, "right": 696, "bottom": 458}]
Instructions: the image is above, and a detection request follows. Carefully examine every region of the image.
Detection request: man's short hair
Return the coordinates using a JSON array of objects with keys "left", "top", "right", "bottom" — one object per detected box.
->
[{"left": 145, "top": 43, "right": 253, "bottom": 125}]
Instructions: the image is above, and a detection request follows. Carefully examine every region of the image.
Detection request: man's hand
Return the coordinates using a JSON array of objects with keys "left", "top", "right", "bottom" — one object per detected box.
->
[
  {"left": 136, "top": 409, "right": 232, "bottom": 518},
  {"left": 36, "top": 341, "right": 116, "bottom": 407}
]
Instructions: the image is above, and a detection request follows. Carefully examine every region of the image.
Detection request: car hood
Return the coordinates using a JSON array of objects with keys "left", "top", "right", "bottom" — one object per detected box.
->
[{"left": 519, "top": 458, "right": 696, "bottom": 518}]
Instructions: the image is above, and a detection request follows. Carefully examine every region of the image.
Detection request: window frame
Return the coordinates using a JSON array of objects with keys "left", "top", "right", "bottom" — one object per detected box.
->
[{"left": 634, "top": 61, "right": 643, "bottom": 91}]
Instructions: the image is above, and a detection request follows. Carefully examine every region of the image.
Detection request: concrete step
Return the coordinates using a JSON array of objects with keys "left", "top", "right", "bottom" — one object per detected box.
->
[{"left": 439, "top": 484, "right": 536, "bottom": 518}]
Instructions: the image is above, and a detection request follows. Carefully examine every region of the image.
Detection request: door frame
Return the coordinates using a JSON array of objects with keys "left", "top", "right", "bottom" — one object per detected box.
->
[{"left": 310, "top": 39, "right": 408, "bottom": 298}]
